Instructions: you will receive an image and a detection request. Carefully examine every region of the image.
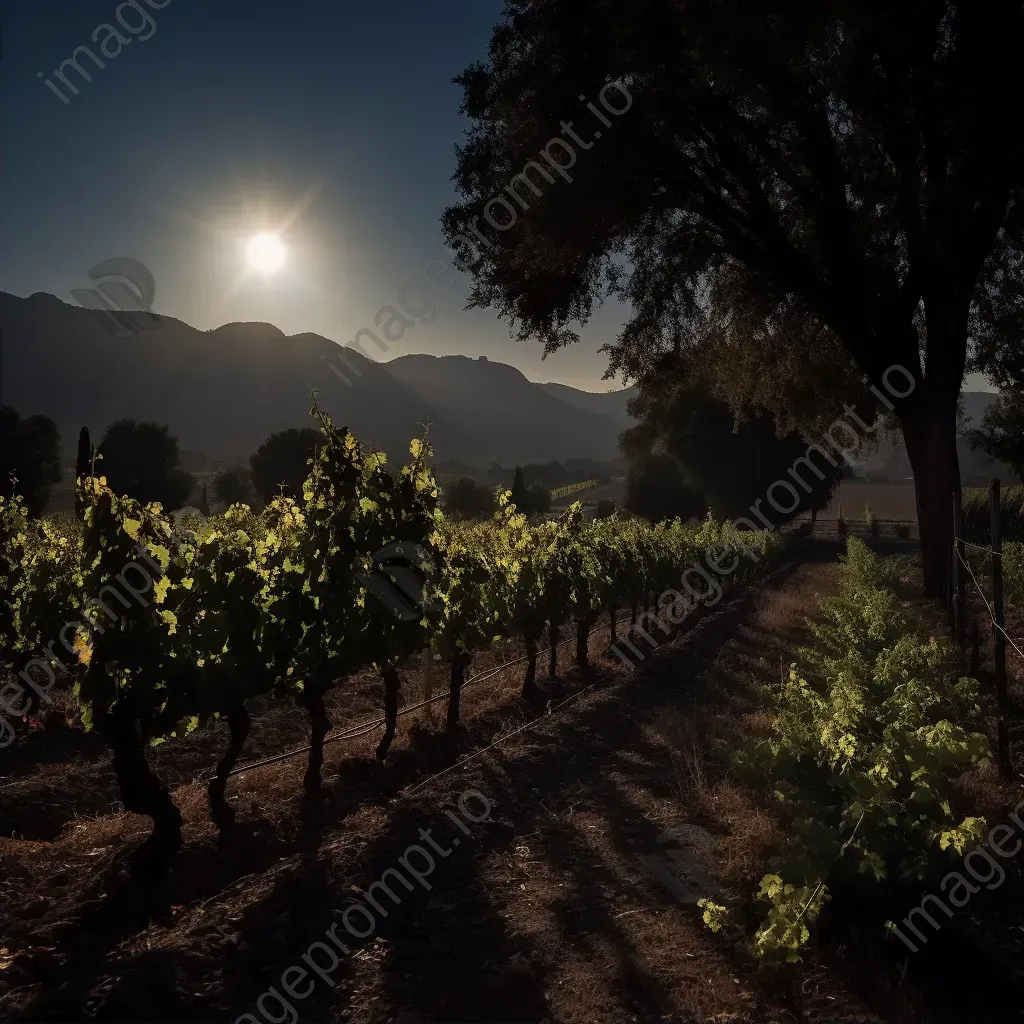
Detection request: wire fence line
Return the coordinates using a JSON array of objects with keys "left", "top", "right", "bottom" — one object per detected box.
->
[
  {"left": 952, "top": 479, "right": 1016, "bottom": 776},
  {"left": 957, "top": 544, "right": 1024, "bottom": 666}
]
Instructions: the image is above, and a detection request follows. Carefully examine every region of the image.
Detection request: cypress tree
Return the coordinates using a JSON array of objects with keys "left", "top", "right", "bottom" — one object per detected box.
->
[
  {"left": 510, "top": 466, "right": 528, "bottom": 512},
  {"left": 74, "top": 426, "right": 91, "bottom": 518}
]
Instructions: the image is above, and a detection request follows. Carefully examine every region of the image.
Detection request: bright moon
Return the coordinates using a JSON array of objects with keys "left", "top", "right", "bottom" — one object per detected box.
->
[{"left": 245, "top": 232, "right": 286, "bottom": 276}]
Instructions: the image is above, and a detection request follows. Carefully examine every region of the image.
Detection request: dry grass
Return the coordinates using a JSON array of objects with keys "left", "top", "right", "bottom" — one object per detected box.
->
[{"left": 647, "top": 564, "right": 839, "bottom": 898}]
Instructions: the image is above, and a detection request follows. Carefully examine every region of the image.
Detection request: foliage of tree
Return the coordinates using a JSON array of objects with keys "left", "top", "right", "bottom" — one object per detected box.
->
[
  {"left": 0, "top": 407, "right": 62, "bottom": 517},
  {"left": 967, "top": 393, "right": 1024, "bottom": 480},
  {"left": 525, "top": 482, "right": 552, "bottom": 516},
  {"left": 625, "top": 453, "right": 706, "bottom": 524},
  {"left": 594, "top": 499, "right": 617, "bottom": 520},
  {"left": 212, "top": 465, "right": 256, "bottom": 509},
  {"left": 442, "top": 476, "right": 495, "bottom": 520},
  {"left": 629, "top": 382, "right": 843, "bottom": 526},
  {"left": 509, "top": 466, "right": 552, "bottom": 517},
  {"left": 249, "top": 428, "right": 323, "bottom": 503},
  {"left": 96, "top": 420, "right": 194, "bottom": 511},
  {"left": 444, "top": 0, "right": 1024, "bottom": 594}
]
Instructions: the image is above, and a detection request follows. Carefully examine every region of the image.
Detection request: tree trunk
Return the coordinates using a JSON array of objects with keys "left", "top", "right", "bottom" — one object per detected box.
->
[
  {"left": 446, "top": 652, "right": 471, "bottom": 731},
  {"left": 302, "top": 671, "right": 333, "bottom": 795},
  {"left": 548, "top": 621, "right": 559, "bottom": 678},
  {"left": 523, "top": 634, "right": 538, "bottom": 699},
  {"left": 376, "top": 666, "right": 402, "bottom": 761},
  {"left": 105, "top": 703, "right": 182, "bottom": 878},
  {"left": 630, "top": 597, "right": 638, "bottom": 627},
  {"left": 208, "top": 704, "right": 250, "bottom": 827},
  {"left": 901, "top": 396, "right": 962, "bottom": 602},
  {"left": 608, "top": 604, "right": 617, "bottom": 644}
]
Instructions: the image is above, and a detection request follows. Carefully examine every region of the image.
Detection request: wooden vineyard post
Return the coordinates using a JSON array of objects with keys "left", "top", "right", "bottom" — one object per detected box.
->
[{"left": 991, "top": 478, "right": 1010, "bottom": 776}]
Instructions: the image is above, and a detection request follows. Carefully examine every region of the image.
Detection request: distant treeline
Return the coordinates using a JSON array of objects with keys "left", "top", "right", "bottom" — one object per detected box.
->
[{"left": 434, "top": 458, "right": 619, "bottom": 490}]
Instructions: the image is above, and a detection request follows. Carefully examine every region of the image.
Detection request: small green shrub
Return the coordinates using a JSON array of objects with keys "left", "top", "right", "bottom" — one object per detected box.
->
[{"left": 719, "top": 538, "right": 992, "bottom": 961}]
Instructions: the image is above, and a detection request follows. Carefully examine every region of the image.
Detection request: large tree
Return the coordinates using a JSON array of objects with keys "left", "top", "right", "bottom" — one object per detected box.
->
[
  {"left": 625, "top": 375, "right": 844, "bottom": 525},
  {"left": 442, "top": 476, "right": 496, "bottom": 519},
  {"left": 97, "top": 420, "right": 194, "bottom": 510},
  {"left": 0, "top": 406, "right": 62, "bottom": 516},
  {"left": 443, "top": 0, "right": 1024, "bottom": 596},
  {"left": 250, "top": 428, "right": 323, "bottom": 504},
  {"left": 625, "top": 452, "right": 706, "bottom": 524},
  {"left": 966, "top": 394, "right": 1024, "bottom": 482},
  {"left": 212, "top": 465, "right": 257, "bottom": 509}
]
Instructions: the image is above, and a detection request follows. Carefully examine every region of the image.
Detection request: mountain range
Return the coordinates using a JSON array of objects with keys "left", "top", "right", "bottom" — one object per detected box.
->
[{"left": 0, "top": 291, "right": 636, "bottom": 466}]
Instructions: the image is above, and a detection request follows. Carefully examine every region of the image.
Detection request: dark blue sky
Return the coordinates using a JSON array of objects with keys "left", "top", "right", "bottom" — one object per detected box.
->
[{"left": 0, "top": 0, "right": 629, "bottom": 390}]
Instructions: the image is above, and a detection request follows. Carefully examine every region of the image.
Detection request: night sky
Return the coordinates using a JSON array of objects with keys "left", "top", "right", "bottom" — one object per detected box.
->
[{"left": 0, "top": 0, "right": 631, "bottom": 391}]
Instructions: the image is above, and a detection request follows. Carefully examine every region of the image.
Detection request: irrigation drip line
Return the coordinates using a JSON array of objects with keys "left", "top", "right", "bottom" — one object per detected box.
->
[
  {"left": 406, "top": 561, "right": 787, "bottom": 797},
  {"left": 405, "top": 661, "right": 616, "bottom": 795},
  {"left": 207, "top": 610, "right": 636, "bottom": 783}
]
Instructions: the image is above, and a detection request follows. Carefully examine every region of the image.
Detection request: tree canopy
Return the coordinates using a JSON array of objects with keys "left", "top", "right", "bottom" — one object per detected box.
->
[
  {"left": 510, "top": 466, "right": 552, "bottom": 517},
  {"left": 625, "top": 380, "right": 843, "bottom": 526},
  {"left": 0, "top": 406, "right": 62, "bottom": 517},
  {"left": 97, "top": 420, "right": 194, "bottom": 511},
  {"left": 442, "top": 476, "right": 496, "bottom": 520},
  {"left": 967, "top": 395, "right": 1024, "bottom": 482},
  {"left": 444, "top": 0, "right": 1024, "bottom": 594},
  {"left": 212, "top": 465, "right": 257, "bottom": 509},
  {"left": 250, "top": 428, "right": 323, "bottom": 504},
  {"left": 625, "top": 453, "right": 706, "bottom": 524}
]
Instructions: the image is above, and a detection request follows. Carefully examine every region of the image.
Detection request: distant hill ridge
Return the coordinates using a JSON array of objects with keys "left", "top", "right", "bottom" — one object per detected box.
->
[{"left": 0, "top": 291, "right": 635, "bottom": 465}]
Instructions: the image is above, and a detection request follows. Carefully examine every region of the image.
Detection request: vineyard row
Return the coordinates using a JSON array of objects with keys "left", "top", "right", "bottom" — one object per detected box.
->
[{"left": 0, "top": 401, "right": 787, "bottom": 877}]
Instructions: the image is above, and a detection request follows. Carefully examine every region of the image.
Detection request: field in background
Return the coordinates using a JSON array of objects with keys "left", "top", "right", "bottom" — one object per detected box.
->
[{"left": 823, "top": 481, "right": 918, "bottom": 522}]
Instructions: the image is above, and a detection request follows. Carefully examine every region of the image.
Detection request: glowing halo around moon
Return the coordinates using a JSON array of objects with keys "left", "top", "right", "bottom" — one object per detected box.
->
[{"left": 245, "top": 232, "right": 287, "bottom": 277}]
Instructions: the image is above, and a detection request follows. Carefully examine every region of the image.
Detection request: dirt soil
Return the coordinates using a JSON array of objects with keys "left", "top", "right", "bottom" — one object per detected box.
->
[{"left": 3, "top": 541, "right": 1024, "bottom": 1023}]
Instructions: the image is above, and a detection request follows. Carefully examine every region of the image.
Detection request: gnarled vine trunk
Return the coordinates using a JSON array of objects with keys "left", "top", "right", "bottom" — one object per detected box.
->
[
  {"left": 208, "top": 704, "right": 251, "bottom": 827},
  {"left": 376, "top": 666, "right": 402, "bottom": 761},
  {"left": 522, "top": 633, "right": 539, "bottom": 699},
  {"left": 302, "top": 670, "right": 333, "bottom": 795},
  {"left": 105, "top": 702, "right": 182, "bottom": 877},
  {"left": 446, "top": 651, "right": 472, "bottom": 731}
]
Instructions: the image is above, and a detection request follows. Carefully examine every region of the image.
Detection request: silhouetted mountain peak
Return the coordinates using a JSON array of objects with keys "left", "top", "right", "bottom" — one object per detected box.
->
[
  {"left": 0, "top": 294, "right": 635, "bottom": 466},
  {"left": 207, "top": 321, "right": 287, "bottom": 342}
]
